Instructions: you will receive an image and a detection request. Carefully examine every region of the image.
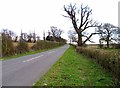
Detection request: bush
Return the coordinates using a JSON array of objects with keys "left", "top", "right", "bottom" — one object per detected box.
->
[
  {"left": 76, "top": 47, "right": 120, "bottom": 83},
  {"left": 17, "top": 41, "right": 29, "bottom": 53},
  {"left": 2, "top": 34, "right": 15, "bottom": 56}
]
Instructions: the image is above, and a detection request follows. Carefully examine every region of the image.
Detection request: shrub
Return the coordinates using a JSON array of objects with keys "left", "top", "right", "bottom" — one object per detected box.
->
[
  {"left": 2, "top": 34, "right": 15, "bottom": 56},
  {"left": 76, "top": 47, "right": 120, "bottom": 83},
  {"left": 17, "top": 41, "right": 29, "bottom": 53}
]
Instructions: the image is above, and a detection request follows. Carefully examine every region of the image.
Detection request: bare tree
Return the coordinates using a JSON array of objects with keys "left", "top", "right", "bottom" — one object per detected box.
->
[
  {"left": 43, "top": 30, "right": 46, "bottom": 40},
  {"left": 2, "top": 29, "right": 16, "bottom": 40},
  {"left": 64, "top": 3, "right": 100, "bottom": 46},
  {"left": 97, "top": 23, "right": 117, "bottom": 48},
  {"left": 117, "top": 27, "right": 120, "bottom": 44},
  {"left": 32, "top": 31, "right": 36, "bottom": 43},
  {"left": 14, "top": 36, "right": 18, "bottom": 42},
  {"left": 68, "top": 30, "right": 77, "bottom": 44},
  {"left": 36, "top": 36, "right": 40, "bottom": 41},
  {"left": 27, "top": 33, "right": 32, "bottom": 42},
  {"left": 56, "top": 29, "right": 63, "bottom": 38},
  {"left": 50, "top": 26, "right": 63, "bottom": 41},
  {"left": 50, "top": 26, "right": 57, "bottom": 41}
]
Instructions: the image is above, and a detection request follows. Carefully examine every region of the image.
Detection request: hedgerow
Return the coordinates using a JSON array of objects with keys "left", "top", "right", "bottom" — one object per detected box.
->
[
  {"left": 32, "top": 40, "right": 65, "bottom": 50},
  {"left": 76, "top": 47, "right": 120, "bottom": 84}
]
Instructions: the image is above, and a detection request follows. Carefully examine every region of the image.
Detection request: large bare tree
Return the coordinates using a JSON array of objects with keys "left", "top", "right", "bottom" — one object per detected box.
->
[{"left": 64, "top": 3, "right": 100, "bottom": 46}]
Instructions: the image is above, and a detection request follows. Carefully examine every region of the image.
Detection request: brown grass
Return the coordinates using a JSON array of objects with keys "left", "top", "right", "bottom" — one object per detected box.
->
[
  {"left": 13, "top": 42, "right": 35, "bottom": 50},
  {"left": 13, "top": 42, "right": 18, "bottom": 47}
]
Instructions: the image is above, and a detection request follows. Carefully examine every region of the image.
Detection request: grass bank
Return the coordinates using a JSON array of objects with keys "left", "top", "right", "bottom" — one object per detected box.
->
[{"left": 34, "top": 46, "right": 114, "bottom": 86}]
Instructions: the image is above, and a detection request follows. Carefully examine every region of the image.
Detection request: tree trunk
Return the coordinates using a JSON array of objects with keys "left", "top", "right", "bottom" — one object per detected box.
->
[
  {"left": 107, "top": 36, "right": 109, "bottom": 48},
  {"left": 78, "top": 34, "right": 82, "bottom": 46},
  {"left": 70, "top": 39, "right": 71, "bottom": 44},
  {"left": 107, "top": 41, "right": 109, "bottom": 48}
]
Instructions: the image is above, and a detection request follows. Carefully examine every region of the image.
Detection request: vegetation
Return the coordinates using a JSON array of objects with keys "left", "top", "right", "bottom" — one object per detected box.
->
[
  {"left": 1, "top": 45, "right": 62, "bottom": 60},
  {"left": 64, "top": 3, "right": 101, "bottom": 46},
  {"left": 1, "top": 28, "right": 66, "bottom": 58},
  {"left": 16, "top": 41, "right": 29, "bottom": 53},
  {"left": 0, "top": 2, "right": 120, "bottom": 86},
  {"left": 76, "top": 46, "right": 120, "bottom": 85},
  {"left": 97, "top": 23, "right": 118, "bottom": 48},
  {"left": 32, "top": 40, "right": 65, "bottom": 50},
  {"left": 68, "top": 30, "right": 77, "bottom": 44},
  {"left": 2, "top": 31, "right": 15, "bottom": 56},
  {"left": 34, "top": 46, "right": 114, "bottom": 86},
  {"left": 46, "top": 26, "right": 66, "bottom": 43},
  {"left": 1, "top": 40, "right": 65, "bottom": 60}
]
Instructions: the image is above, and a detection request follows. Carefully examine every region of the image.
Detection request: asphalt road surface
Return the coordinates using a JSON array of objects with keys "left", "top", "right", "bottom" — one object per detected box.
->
[{"left": 2, "top": 44, "right": 69, "bottom": 86}]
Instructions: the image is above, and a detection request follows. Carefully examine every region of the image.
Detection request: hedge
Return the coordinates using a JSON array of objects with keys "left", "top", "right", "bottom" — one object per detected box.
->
[
  {"left": 32, "top": 40, "right": 65, "bottom": 50},
  {"left": 76, "top": 47, "right": 120, "bottom": 84}
]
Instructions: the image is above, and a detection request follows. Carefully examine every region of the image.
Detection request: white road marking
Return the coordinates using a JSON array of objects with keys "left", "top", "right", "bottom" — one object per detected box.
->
[
  {"left": 23, "top": 55, "right": 43, "bottom": 63},
  {"left": 48, "top": 51, "right": 54, "bottom": 54}
]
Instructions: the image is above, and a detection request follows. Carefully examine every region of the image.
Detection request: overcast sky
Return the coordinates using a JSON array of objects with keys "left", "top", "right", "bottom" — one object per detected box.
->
[{"left": 0, "top": 0, "right": 119, "bottom": 43}]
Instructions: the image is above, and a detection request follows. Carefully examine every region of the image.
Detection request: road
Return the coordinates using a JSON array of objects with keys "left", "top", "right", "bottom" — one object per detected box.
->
[{"left": 2, "top": 44, "right": 69, "bottom": 86}]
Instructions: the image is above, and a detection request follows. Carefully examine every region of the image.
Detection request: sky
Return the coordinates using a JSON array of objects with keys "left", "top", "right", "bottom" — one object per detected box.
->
[{"left": 0, "top": 0, "right": 119, "bottom": 43}]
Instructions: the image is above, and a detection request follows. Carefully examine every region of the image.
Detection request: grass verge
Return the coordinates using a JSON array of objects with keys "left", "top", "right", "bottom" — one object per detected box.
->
[{"left": 33, "top": 46, "right": 114, "bottom": 86}]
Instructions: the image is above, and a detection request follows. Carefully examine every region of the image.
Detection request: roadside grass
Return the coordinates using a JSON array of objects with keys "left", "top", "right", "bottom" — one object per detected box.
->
[
  {"left": 34, "top": 46, "right": 114, "bottom": 87},
  {"left": 0, "top": 46, "right": 63, "bottom": 61}
]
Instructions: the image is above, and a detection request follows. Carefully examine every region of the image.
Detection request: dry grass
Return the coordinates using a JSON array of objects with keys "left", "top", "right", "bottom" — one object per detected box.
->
[
  {"left": 13, "top": 42, "right": 35, "bottom": 50},
  {"left": 86, "top": 44, "right": 98, "bottom": 49},
  {"left": 13, "top": 42, "right": 18, "bottom": 47},
  {"left": 27, "top": 43, "right": 36, "bottom": 50}
]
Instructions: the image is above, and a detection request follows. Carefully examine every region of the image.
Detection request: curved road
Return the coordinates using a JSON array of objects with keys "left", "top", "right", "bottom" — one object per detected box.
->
[{"left": 2, "top": 44, "right": 69, "bottom": 86}]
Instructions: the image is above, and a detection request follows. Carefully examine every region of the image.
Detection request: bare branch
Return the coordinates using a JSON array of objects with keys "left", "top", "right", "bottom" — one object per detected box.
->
[
  {"left": 83, "top": 32, "right": 101, "bottom": 44},
  {"left": 82, "top": 34, "right": 95, "bottom": 43},
  {"left": 62, "top": 15, "right": 70, "bottom": 18}
]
